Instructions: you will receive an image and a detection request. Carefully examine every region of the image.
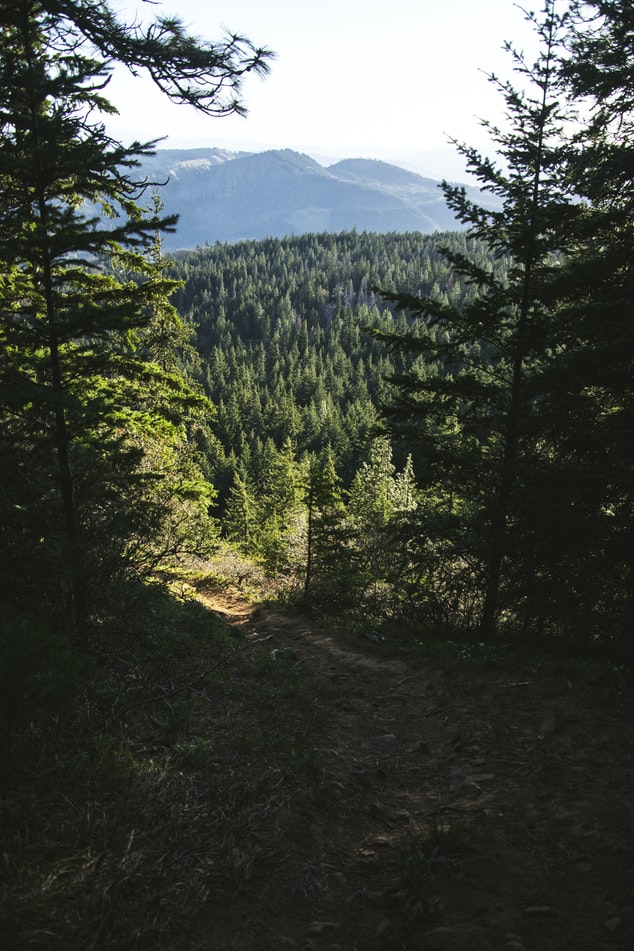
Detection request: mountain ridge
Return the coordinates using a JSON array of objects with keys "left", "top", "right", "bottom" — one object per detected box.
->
[{"left": 138, "top": 147, "right": 486, "bottom": 248}]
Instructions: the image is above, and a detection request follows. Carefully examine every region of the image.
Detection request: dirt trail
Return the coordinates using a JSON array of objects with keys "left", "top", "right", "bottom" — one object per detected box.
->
[{"left": 192, "top": 585, "right": 634, "bottom": 951}]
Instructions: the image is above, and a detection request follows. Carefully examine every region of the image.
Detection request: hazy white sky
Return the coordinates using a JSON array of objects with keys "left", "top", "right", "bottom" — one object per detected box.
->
[{"left": 108, "top": 0, "right": 537, "bottom": 175}]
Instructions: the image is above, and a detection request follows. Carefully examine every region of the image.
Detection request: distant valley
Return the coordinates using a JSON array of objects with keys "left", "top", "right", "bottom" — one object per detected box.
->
[{"left": 137, "top": 148, "right": 491, "bottom": 249}]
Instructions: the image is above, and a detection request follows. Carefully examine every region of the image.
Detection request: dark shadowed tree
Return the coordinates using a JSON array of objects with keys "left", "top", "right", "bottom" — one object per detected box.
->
[
  {"left": 0, "top": 0, "right": 271, "bottom": 638},
  {"left": 373, "top": 2, "right": 576, "bottom": 637},
  {"left": 526, "top": 0, "right": 634, "bottom": 643}
]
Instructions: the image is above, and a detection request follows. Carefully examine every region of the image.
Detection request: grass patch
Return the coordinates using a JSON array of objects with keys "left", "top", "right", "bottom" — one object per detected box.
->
[
  {"left": 0, "top": 579, "right": 326, "bottom": 950},
  {"left": 378, "top": 817, "right": 472, "bottom": 948}
]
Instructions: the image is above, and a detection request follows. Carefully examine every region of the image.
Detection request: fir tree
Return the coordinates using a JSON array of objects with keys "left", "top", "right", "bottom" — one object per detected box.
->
[
  {"left": 373, "top": 2, "right": 575, "bottom": 637},
  {"left": 224, "top": 471, "right": 258, "bottom": 553},
  {"left": 303, "top": 446, "right": 349, "bottom": 605},
  {"left": 527, "top": 0, "right": 634, "bottom": 641},
  {"left": 0, "top": 0, "right": 271, "bottom": 637}
]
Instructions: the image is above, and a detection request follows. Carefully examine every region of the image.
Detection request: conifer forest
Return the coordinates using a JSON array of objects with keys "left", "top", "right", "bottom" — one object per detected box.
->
[{"left": 1, "top": 3, "right": 634, "bottom": 949}]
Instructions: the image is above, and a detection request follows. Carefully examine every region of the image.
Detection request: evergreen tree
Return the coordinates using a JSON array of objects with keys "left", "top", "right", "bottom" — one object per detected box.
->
[
  {"left": 254, "top": 438, "right": 302, "bottom": 573},
  {"left": 373, "top": 2, "right": 576, "bottom": 637},
  {"left": 392, "top": 454, "right": 418, "bottom": 514},
  {"left": 224, "top": 471, "right": 258, "bottom": 553},
  {"left": 347, "top": 436, "right": 420, "bottom": 615},
  {"left": 303, "top": 446, "right": 349, "bottom": 605},
  {"left": 524, "top": 0, "right": 634, "bottom": 642},
  {"left": 348, "top": 436, "right": 398, "bottom": 530},
  {"left": 0, "top": 0, "right": 271, "bottom": 637}
]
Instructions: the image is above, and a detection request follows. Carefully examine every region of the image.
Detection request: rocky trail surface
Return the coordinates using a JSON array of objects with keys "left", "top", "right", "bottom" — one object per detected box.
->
[{"left": 190, "top": 585, "right": 634, "bottom": 951}]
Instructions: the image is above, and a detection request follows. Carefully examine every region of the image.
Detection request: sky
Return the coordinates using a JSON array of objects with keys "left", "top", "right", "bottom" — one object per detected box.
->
[{"left": 108, "top": 0, "right": 538, "bottom": 179}]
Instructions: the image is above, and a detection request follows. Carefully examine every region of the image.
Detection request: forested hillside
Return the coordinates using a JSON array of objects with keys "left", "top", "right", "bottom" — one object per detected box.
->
[
  {"left": 166, "top": 231, "right": 505, "bottom": 616},
  {"left": 169, "top": 148, "right": 633, "bottom": 645},
  {"left": 172, "top": 231, "right": 488, "bottom": 487}
]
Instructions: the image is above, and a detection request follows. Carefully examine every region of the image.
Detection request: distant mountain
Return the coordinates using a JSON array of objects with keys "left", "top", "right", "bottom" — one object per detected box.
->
[{"left": 137, "top": 148, "right": 491, "bottom": 249}]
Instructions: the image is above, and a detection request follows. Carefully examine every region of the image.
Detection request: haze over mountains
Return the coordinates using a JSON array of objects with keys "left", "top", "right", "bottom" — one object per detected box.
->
[{"left": 139, "top": 148, "right": 490, "bottom": 249}]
